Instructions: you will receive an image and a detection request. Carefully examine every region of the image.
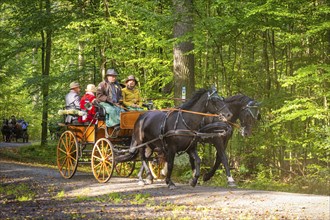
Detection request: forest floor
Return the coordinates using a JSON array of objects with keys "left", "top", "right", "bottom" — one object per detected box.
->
[{"left": 0, "top": 158, "right": 329, "bottom": 220}]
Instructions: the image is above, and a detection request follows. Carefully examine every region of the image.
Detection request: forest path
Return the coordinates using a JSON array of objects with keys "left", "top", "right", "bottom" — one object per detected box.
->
[{"left": 0, "top": 160, "right": 329, "bottom": 219}]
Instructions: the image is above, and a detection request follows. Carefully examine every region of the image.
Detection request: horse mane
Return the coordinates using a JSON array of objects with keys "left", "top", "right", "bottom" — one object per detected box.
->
[
  {"left": 180, "top": 88, "right": 209, "bottom": 110},
  {"left": 224, "top": 94, "right": 253, "bottom": 105}
]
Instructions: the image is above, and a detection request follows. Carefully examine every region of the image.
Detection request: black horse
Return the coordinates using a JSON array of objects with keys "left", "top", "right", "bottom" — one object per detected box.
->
[
  {"left": 1, "top": 119, "right": 11, "bottom": 142},
  {"left": 198, "top": 94, "right": 261, "bottom": 186},
  {"left": 118, "top": 88, "right": 233, "bottom": 189}
]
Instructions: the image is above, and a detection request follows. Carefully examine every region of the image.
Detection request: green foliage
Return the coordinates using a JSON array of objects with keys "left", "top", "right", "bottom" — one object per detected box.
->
[
  {"left": 240, "top": 163, "right": 330, "bottom": 195},
  {"left": 171, "top": 154, "right": 192, "bottom": 182}
]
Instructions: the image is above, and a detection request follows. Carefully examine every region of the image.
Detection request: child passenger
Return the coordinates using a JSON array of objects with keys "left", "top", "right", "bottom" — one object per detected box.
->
[{"left": 79, "top": 84, "right": 97, "bottom": 123}]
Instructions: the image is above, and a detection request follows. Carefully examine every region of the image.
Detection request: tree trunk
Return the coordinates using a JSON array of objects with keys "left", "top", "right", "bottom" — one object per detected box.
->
[
  {"left": 262, "top": 30, "right": 271, "bottom": 97},
  {"left": 40, "top": 0, "right": 52, "bottom": 147},
  {"left": 78, "top": 41, "right": 85, "bottom": 71},
  {"left": 173, "top": 0, "right": 195, "bottom": 104}
]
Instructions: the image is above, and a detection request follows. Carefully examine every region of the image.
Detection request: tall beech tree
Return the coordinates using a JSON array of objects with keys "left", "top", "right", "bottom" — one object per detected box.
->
[{"left": 173, "top": 0, "right": 195, "bottom": 101}]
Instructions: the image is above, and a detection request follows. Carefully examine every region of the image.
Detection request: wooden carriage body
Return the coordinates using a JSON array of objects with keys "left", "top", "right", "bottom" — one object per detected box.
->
[
  {"left": 56, "top": 111, "right": 159, "bottom": 183},
  {"left": 65, "top": 111, "right": 141, "bottom": 144}
]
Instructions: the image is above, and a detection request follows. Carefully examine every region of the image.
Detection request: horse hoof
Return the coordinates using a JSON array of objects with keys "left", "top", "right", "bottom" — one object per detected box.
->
[
  {"left": 138, "top": 180, "right": 145, "bottom": 186},
  {"left": 169, "top": 185, "right": 176, "bottom": 190},
  {"left": 145, "top": 179, "right": 153, "bottom": 185},
  {"left": 189, "top": 179, "right": 197, "bottom": 187},
  {"left": 228, "top": 181, "right": 237, "bottom": 188}
]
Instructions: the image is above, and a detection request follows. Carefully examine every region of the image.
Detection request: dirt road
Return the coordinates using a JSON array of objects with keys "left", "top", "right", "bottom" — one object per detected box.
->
[
  {"left": 0, "top": 160, "right": 329, "bottom": 219},
  {"left": 0, "top": 141, "right": 32, "bottom": 148}
]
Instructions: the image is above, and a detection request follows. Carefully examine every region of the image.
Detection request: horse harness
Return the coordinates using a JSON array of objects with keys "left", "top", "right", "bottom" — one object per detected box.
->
[
  {"left": 238, "top": 101, "right": 260, "bottom": 133},
  {"left": 158, "top": 91, "right": 229, "bottom": 156},
  {"left": 128, "top": 91, "right": 229, "bottom": 154}
]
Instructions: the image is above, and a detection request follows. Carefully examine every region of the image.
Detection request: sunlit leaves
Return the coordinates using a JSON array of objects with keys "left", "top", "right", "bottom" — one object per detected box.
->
[
  {"left": 281, "top": 64, "right": 330, "bottom": 89},
  {"left": 271, "top": 98, "right": 327, "bottom": 125}
]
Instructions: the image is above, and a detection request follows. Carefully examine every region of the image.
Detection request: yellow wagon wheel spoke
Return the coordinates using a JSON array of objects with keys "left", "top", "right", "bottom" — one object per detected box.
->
[
  {"left": 56, "top": 131, "right": 79, "bottom": 179},
  {"left": 91, "top": 138, "right": 114, "bottom": 183},
  {"left": 115, "top": 160, "right": 136, "bottom": 177},
  {"left": 57, "top": 146, "right": 67, "bottom": 155}
]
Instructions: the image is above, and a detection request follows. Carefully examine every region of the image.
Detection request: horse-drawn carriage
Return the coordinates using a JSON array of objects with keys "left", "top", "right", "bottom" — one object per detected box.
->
[
  {"left": 57, "top": 88, "right": 261, "bottom": 188},
  {"left": 56, "top": 110, "right": 164, "bottom": 183},
  {"left": 1, "top": 119, "right": 29, "bottom": 143}
]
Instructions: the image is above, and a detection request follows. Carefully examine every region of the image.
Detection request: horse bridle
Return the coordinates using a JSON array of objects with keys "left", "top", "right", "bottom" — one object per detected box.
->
[
  {"left": 206, "top": 90, "right": 228, "bottom": 117},
  {"left": 241, "top": 101, "right": 260, "bottom": 120},
  {"left": 238, "top": 101, "right": 260, "bottom": 135}
]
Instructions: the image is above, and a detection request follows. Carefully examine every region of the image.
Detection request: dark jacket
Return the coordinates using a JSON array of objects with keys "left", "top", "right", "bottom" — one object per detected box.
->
[{"left": 96, "top": 80, "right": 122, "bottom": 104}]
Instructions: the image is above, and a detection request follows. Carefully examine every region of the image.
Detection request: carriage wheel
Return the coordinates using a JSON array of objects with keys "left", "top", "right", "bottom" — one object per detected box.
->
[
  {"left": 57, "top": 131, "right": 79, "bottom": 179},
  {"left": 115, "top": 160, "right": 136, "bottom": 177},
  {"left": 149, "top": 151, "right": 166, "bottom": 179},
  {"left": 91, "top": 138, "right": 114, "bottom": 183}
]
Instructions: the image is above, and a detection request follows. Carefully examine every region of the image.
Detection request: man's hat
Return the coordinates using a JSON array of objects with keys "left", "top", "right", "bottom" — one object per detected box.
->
[
  {"left": 85, "top": 84, "right": 97, "bottom": 93},
  {"left": 70, "top": 81, "right": 80, "bottom": 89},
  {"left": 106, "top": 69, "right": 118, "bottom": 76},
  {"left": 125, "top": 75, "right": 138, "bottom": 84}
]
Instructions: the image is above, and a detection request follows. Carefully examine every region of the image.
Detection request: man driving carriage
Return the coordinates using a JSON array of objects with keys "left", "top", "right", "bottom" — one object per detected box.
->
[{"left": 96, "top": 69, "right": 125, "bottom": 127}]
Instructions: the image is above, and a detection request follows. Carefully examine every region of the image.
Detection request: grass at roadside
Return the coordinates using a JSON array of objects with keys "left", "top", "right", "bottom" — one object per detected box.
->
[
  {"left": 0, "top": 182, "right": 36, "bottom": 202},
  {"left": 0, "top": 142, "right": 57, "bottom": 166},
  {"left": 170, "top": 158, "right": 329, "bottom": 195}
]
